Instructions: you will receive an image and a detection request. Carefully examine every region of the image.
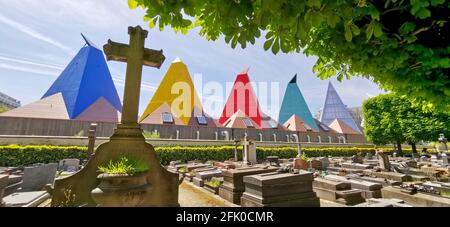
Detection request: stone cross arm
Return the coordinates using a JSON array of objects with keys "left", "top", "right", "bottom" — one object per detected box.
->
[{"left": 104, "top": 39, "right": 165, "bottom": 69}]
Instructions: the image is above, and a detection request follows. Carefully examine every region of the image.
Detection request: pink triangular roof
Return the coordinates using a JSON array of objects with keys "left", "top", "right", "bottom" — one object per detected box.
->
[
  {"left": 328, "top": 118, "right": 360, "bottom": 134},
  {"left": 0, "top": 93, "right": 69, "bottom": 120},
  {"left": 75, "top": 97, "right": 121, "bottom": 123},
  {"left": 140, "top": 103, "right": 184, "bottom": 125}
]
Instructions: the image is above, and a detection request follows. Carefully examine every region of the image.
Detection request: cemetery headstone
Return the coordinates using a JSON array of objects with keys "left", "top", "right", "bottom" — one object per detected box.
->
[
  {"left": 58, "top": 159, "right": 80, "bottom": 172},
  {"left": 21, "top": 163, "right": 57, "bottom": 191},
  {"left": 377, "top": 151, "right": 391, "bottom": 171}
]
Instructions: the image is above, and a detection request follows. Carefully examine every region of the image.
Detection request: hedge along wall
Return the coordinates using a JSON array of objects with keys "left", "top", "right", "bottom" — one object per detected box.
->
[{"left": 0, "top": 145, "right": 412, "bottom": 167}]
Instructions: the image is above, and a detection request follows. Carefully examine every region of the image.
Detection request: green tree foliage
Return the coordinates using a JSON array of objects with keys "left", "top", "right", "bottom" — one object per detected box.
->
[
  {"left": 362, "top": 93, "right": 450, "bottom": 152},
  {"left": 128, "top": 0, "right": 449, "bottom": 109}
]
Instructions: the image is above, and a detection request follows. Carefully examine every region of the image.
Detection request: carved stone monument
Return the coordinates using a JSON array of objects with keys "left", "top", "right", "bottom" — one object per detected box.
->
[
  {"left": 50, "top": 26, "right": 179, "bottom": 207},
  {"left": 377, "top": 150, "right": 391, "bottom": 171}
]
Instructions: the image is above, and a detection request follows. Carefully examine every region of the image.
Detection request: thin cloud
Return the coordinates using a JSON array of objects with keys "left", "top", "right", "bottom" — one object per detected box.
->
[
  {"left": 0, "top": 63, "right": 59, "bottom": 77},
  {"left": 0, "top": 13, "right": 73, "bottom": 55},
  {"left": 0, "top": 55, "right": 64, "bottom": 70}
]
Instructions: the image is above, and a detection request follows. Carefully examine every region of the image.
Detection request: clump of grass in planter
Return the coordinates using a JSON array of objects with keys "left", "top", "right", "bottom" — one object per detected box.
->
[
  {"left": 178, "top": 167, "right": 188, "bottom": 173},
  {"left": 98, "top": 156, "right": 149, "bottom": 174},
  {"left": 205, "top": 179, "right": 222, "bottom": 188}
]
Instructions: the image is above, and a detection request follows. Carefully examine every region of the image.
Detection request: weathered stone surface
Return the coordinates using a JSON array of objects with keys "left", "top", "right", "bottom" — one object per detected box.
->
[
  {"left": 312, "top": 178, "right": 365, "bottom": 205},
  {"left": 0, "top": 174, "right": 8, "bottom": 206},
  {"left": 363, "top": 170, "right": 412, "bottom": 182},
  {"left": 382, "top": 186, "right": 450, "bottom": 207},
  {"left": 377, "top": 151, "right": 391, "bottom": 171},
  {"left": 193, "top": 170, "right": 223, "bottom": 187},
  {"left": 313, "top": 178, "right": 350, "bottom": 191},
  {"left": 58, "top": 159, "right": 80, "bottom": 172},
  {"left": 22, "top": 163, "right": 57, "bottom": 191},
  {"left": 323, "top": 175, "right": 382, "bottom": 199},
  {"left": 241, "top": 191, "right": 320, "bottom": 207},
  {"left": 341, "top": 163, "right": 371, "bottom": 170},
  {"left": 3, "top": 191, "right": 50, "bottom": 207}
]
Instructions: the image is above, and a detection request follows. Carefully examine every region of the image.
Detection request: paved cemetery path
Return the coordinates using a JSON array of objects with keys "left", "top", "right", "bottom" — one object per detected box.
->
[{"left": 179, "top": 182, "right": 238, "bottom": 207}]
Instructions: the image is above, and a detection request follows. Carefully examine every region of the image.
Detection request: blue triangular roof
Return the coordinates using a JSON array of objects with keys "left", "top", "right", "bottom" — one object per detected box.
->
[
  {"left": 278, "top": 74, "right": 319, "bottom": 131},
  {"left": 42, "top": 35, "right": 122, "bottom": 119},
  {"left": 320, "top": 82, "right": 362, "bottom": 134}
]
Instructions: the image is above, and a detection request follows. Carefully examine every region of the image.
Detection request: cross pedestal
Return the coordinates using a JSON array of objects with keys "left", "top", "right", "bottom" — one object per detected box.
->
[{"left": 50, "top": 26, "right": 179, "bottom": 207}]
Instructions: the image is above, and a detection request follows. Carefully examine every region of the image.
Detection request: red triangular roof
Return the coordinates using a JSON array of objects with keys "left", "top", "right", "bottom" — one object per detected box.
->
[{"left": 219, "top": 69, "right": 262, "bottom": 126}]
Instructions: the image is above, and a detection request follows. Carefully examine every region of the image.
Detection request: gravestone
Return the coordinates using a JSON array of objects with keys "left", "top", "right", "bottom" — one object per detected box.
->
[
  {"left": 22, "top": 163, "right": 57, "bottom": 191},
  {"left": 351, "top": 154, "right": 363, "bottom": 164},
  {"left": 319, "top": 157, "right": 330, "bottom": 169},
  {"left": 240, "top": 172, "right": 320, "bottom": 207},
  {"left": 377, "top": 151, "right": 391, "bottom": 171},
  {"left": 242, "top": 137, "right": 257, "bottom": 165},
  {"left": 219, "top": 166, "right": 277, "bottom": 204},
  {"left": 442, "top": 153, "right": 449, "bottom": 166},
  {"left": 58, "top": 159, "right": 81, "bottom": 172},
  {"left": 50, "top": 26, "right": 179, "bottom": 207}
]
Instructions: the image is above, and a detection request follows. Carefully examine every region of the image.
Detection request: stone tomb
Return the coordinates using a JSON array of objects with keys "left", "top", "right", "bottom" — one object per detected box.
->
[
  {"left": 363, "top": 170, "right": 412, "bottom": 182},
  {"left": 184, "top": 166, "right": 216, "bottom": 182},
  {"left": 313, "top": 177, "right": 365, "bottom": 205},
  {"left": 381, "top": 186, "right": 450, "bottom": 207},
  {"left": 219, "top": 166, "right": 277, "bottom": 204},
  {"left": 193, "top": 170, "right": 223, "bottom": 187},
  {"left": 324, "top": 175, "right": 382, "bottom": 199},
  {"left": 240, "top": 171, "right": 320, "bottom": 207},
  {"left": 341, "top": 163, "right": 372, "bottom": 170}
]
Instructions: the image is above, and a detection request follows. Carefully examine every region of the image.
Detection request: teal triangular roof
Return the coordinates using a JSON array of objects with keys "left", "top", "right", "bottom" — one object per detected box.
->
[
  {"left": 42, "top": 34, "right": 122, "bottom": 119},
  {"left": 320, "top": 82, "right": 362, "bottom": 134},
  {"left": 278, "top": 74, "right": 319, "bottom": 131}
]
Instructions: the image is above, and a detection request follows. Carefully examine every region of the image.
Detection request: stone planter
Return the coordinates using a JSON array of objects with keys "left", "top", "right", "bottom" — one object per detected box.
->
[
  {"left": 204, "top": 184, "right": 220, "bottom": 195},
  {"left": 91, "top": 171, "right": 151, "bottom": 207},
  {"left": 294, "top": 158, "right": 309, "bottom": 170}
]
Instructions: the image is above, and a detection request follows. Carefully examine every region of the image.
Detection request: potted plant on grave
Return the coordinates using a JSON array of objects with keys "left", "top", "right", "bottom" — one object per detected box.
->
[
  {"left": 295, "top": 153, "right": 310, "bottom": 170},
  {"left": 204, "top": 178, "right": 222, "bottom": 195},
  {"left": 91, "top": 156, "right": 151, "bottom": 207}
]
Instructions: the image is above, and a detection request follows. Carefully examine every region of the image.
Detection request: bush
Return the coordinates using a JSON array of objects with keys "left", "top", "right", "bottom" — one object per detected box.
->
[
  {"left": 0, "top": 145, "right": 413, "bottom": 167},
  {"left": 0, "top": 145, "right": 86, "bottom": 167}
]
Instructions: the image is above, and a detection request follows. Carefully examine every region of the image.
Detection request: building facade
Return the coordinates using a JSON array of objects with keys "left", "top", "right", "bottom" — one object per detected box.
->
[{"left": 0, "top": 91, "right": 21, "bottom": 109}]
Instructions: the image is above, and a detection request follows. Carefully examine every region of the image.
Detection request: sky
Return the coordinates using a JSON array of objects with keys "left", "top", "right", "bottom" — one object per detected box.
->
[{"left": 0, "top": 0, "right": 385, "bottom": 119}]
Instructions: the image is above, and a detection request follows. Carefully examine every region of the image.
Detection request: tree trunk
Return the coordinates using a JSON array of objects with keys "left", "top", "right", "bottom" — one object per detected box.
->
[
  {"left": 411, "top": 143, "right": 417, "bottom": 154},
  {"left": 396, "top": 140, "right": 403, "bottom": 156}
]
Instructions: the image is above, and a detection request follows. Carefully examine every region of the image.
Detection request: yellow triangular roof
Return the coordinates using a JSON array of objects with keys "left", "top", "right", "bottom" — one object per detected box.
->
[{"left": 139, "top": 58, "right": 203, "bottom": 125}]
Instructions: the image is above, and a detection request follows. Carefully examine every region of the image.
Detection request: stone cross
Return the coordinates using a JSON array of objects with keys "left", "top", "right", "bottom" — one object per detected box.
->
[
  {"left": 242, "top": 136, "right": 250, "bottom": 165},
  {"left": 103, "top": 26, "right": 165, "bottom": 125}
]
